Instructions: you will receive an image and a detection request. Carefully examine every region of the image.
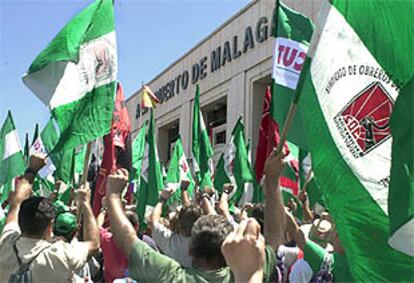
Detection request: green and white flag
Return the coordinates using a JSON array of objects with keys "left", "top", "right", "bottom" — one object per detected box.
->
[
  {"left": 247, "top": 139, "right": 263, "bottom": 204},
  {"left": 298, "top": 150, "right": 324, "bottom": 209},
  {"left": 136, "top": 110, "right": 163, "bottom": 227},
  {"left": 30, "top": 124, "right": 56, "bottom": 179},
  {"left": 192, "top": 85, "right": 214, "bottom": 188},
  {"left": 214, "top": 118, "right": 254, "bottom": 205},
  {"left": 0, "top": 111, "right": 25, "bottom": 190},
  {"left": 389, "top": 77, "right": 413, "bottom": 257},
  {"left": 165, "top": 137, "right": 195, "bottom": 205},
  {"left": 271, "top": 1, "right": 314, "bottom": 150},
  {"left": 298, "top": 0, "right": 414, "bottom": 280},
  {"left": 23, "top": 0, "right": 117, "bottom": 152},
  {"left": 0, "top": 206, "right": 6, "bottom": 233},
  {"left": 131, "top": 121, "right": 148, "bottom": 187},
  {"left": 41, "top": 118, "right": 74, "bottom": 185}
]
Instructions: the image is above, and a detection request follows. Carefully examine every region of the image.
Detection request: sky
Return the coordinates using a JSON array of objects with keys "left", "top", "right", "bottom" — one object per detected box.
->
[{"left": 0, "top": 0, "right": 251, "bottom": 143}]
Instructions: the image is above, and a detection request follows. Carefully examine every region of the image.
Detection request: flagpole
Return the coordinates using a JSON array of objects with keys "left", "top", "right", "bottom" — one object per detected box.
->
[
  {"left": 301, "top": 169, "right": 313, "bottom": 193},
  {"left": 76, "top": 141, "right": 93, "bottom": 223},
  {"left": 139, "top": 81, "right": 144, "bottom": 130},
  {"left": 276, "top": 58, "right": 311, "bottom": 153}
]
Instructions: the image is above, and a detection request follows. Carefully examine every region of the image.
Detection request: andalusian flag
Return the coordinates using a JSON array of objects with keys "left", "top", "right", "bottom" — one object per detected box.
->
[
  {"left": 298, "top": 150, "right": 324, "bottom": 208},
  {"left": 0, "top": 112, "right": 25, "bottom": 200},
  {"left": 214, "top": 118, "right": 254, "bottom": 205},
  {"left": 141, "top": 85, "right": 160, "bottom": 109},
  {"left": 41, "top": 118, "right": 74, "bottom": 184},
  {"left": 131, "top": 121, "right": 148, "bottom": 185},
  {"left": 192, "top": 85, "right": 214, "bottom": 188},
  {"left": 298, "top": 0, "right": 413, "bottom": 280},
  {"left": 165, "top": 137, "right": 195, "bottom": 205},
  {"left": 247, "top": 139, "right": 263, "bottom": 204},
  {"left": 136, "top": 110, "right": 163, "bottom": 226},
  {"left": 279, "top": 141, "right": 299, "bottom": 204},
  {"left": 389, "top": 76, "right": 413, "bottom": 256},
  {"left": 23, "top": 0, "right": 117, "bottom": 152},
  {"left": 271, "top": 1, "right": 314, "bottom": 149}
]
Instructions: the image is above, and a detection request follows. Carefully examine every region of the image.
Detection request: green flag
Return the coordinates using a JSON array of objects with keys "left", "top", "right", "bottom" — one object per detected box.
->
[
  {"left": 0, "top": 112, "right": 26, "bottom": 185},
  {"left": 41, "top": 118, "right": 74, "bottom": 184},
  {"left": 23, "top": 0, "right": 117, "bottom": 152},
  {"left": 24, "top": 132, "right": 29, "bottom": 163},
  {"left": 165, "top": 137, "right": 195, "bottom": 205},
  {"left": 31, "top": 123, "right": 39, "bottom": 146},
  {"left": 298, "top": 149, "right": 324, "bottom": 208},
  {"left": 0, "top": 111, "right": 26, "bottom": 200},
  {"left": 74, "top": 145, "right": 87, "bottom": 175},
  {"left": 192, "top": 85, "right": 214, "bottom": 188},
  {"left": 388, "top": 78, "right": 413, "bottom": 257},
  {"left": 298, "top": 0, "right": 414, "bottom": 280},
  {"left": 271, "top": 1, "right": 314, "bottom": 150},
  {"left": 247, "top": 139, "right": 263, "bottom": 204},
  {"left": 214, "top": 118, "right": 254, "bottom": 205},
  {"left": 131, "top": 121, "right": 148, "bottom": 184},
  {"left": 136, "top": 110, "right": 163, "bottom": 227}
]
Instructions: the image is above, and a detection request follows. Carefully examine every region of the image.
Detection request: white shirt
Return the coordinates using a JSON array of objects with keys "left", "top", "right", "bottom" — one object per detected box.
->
[{"left": 151, "top": 222, "right": 191, "bottom": 267}]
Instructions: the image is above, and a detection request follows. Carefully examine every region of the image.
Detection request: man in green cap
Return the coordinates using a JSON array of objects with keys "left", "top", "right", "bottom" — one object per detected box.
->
[{"left": 53, "top": 212, "right": 78, "bottom": 243}]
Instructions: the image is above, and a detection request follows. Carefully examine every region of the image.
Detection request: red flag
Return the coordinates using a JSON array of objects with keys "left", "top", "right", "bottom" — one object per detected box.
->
[
  {"left": 255, "top": 86, "right": 298, "bottom": 195},
  {"left": 92, "top": 82, "right": 132, "bottom": 215}
]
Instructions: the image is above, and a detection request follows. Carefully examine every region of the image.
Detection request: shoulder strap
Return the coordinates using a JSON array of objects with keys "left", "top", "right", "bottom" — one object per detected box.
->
[
  {"left": 13, "top": 243, "right": 22, "bottom": 266},
  {"left": 13, "top": 240, "right": 53, "bottom": 267}
]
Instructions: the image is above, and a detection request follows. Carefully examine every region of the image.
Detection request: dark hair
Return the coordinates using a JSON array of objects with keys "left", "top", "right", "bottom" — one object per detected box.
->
[
  {"left": 177, "top": 204, "right": 203, "bottom": 237},
  {"left": 53, "top": 228, "right": 77, "bottom": 243},
  {"left": 190, "top": 215, "right": 233, "bottom": 267},
  {"left": 125, "top": 211, "right": 139, "bottom": 229},
  {"left": 252, "top": 204, "right": 265, "bottom": 234},
  {"left": 19, "top": 197, "right": 55, "bottom": 238}
]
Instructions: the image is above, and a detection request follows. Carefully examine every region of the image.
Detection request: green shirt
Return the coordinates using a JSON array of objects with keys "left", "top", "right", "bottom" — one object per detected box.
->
[
  {"left": 128, "top": 239, "right": 277, "bottom": 282},
  {"left": 304, "top": 240, "right": 354, "bottom": 282}
]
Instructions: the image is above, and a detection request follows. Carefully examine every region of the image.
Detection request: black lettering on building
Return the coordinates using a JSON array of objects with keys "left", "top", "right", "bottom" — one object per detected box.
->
[
  {"left": 175, "top": 74, "right": 181, "bottom": 94},
  {"left": 211, "top": 46, "right": 221, "bottom": 72},
  {"left": 222, "top": 41, "right": 232, "bottom": 66},
  {"left": 243, "top": 26, "right": 254, "bottom": 53},
  {"left": 232, "top": 35, "right": 241, "bottom": 59},
  {"left": 256, "top": 16, "right": 268, "bottom": 43},
  {"left": 182, "top": 71, "right": 189, "bottom": 90},
  {"left": 199, "top": 57, "right": 208, "bottom": 80},
  {"left": 192, "top": 63, "right": 200, "bottom": 84}
]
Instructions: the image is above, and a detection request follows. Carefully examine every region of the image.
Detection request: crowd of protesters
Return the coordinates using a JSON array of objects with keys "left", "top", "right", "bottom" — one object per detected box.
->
[{"left": 0, "top": 151, "right": 353, "bottom": 282}]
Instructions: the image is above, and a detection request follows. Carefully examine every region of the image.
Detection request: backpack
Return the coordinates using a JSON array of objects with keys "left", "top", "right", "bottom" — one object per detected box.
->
[
  {"left": 311, "top": 253, "right": 334, "bottom": 283},
  {"left": 8, "top": 242, "right": 51, "bottom": 283}
]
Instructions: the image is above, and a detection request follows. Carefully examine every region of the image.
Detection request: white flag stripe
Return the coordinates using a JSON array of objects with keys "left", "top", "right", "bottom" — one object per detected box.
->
[
  {"left": 3, "top": 130, "right": 21, "bottom": 160},
  {"left": 311, "top": 3, "right": 398, "bottom": 214}
]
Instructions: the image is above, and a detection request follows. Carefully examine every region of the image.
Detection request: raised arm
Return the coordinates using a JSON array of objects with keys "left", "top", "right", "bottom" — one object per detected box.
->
[
  {"left": 106, "top": 169, "right": 138, "bottom": 255},
  {"left": 298, "top": 191, "right": 314, "bottom": 223},
  {"left": 263, "top": 149, "right": 286, "bottom": 251},
  {"left": 221, "top": 218, "right": 265, "bottom": 283},
  {"left": 5, "top": 154, "right": 46, "bottom": 227},
  {"left": 77, "top": 183, "right": 100, "bottom": 257},
  {"left": 217, "top": 183, "right": 234, "bottom": 220},
  {"left": 285, "top": 210, "right": 306, "bottom": 250},
  {"left": 180, "top": 179, "right": 191, "bottom": 207},
  {"left": 148, "top": 188, "right": 174, "bottom": 227}
]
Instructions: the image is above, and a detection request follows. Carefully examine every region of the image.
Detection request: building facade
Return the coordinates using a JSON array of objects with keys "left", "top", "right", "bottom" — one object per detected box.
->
[{"left": 126, "top": 0, "right": 323, "bottom": 166}]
